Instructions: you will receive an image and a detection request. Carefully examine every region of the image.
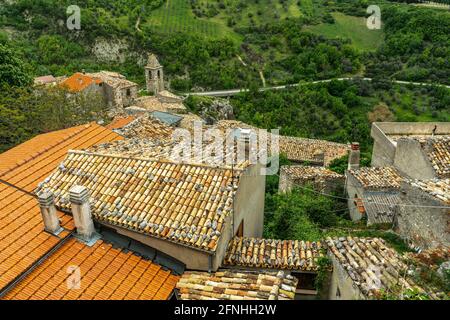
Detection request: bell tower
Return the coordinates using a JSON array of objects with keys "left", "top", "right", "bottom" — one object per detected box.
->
[{"left": 145, "top": 54, "right": 164, "bottom": 95}]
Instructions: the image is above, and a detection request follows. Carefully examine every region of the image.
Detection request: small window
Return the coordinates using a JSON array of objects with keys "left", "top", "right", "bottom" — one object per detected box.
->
[
  {"left": 336, "top": 287, "right": 341, "bottom": 298},
  {"left": 126, "top": 89, "right": 131, "bottom": 97}
]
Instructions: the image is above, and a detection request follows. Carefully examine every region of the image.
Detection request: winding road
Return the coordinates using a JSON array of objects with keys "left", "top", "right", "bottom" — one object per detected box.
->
[{"left": 184, "top": 77, "right": 450, "bottom": 97}]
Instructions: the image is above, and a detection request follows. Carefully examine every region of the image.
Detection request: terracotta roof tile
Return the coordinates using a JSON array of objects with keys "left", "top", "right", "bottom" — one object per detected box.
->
[
  {"left": 281, "top": 165, "right": 344, "bottom": 180},
  {"left": 280, "top": 136, "right": 348, "bottom": 165},
  {"left": 417, "top": 137, "right": 450, "bottom": 178},
  {"left": 223, "top": 237, "right": 325, "bottom": 271},
  {"left": 37, "top": 151, "right": 242, "bottom": 252},
  {"left": 325, "top": 237, "right": 441, "bottom": 299},
  {"left": 60, "top": 73, "right": 102, "bottom": 92},
  {"left": 0, "top": 123, "right": 121, "bottom": 292},
  {"left": 177, "top": 270, "right": 298, "bottom": 300},
  {"left": 2, "top": 238, "right": 179, "bottom": 300},
  {"left": 348, "top": 166, "right": 403, "bottom": 190},
  {"left": 408, "top": 179, "right": 450, "bottom": 204},
  {"left": 106, "top": 116, "right": 136, "bottom": 130}
]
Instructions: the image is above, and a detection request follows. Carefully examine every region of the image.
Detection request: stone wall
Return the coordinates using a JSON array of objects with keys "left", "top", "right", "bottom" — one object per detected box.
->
[
  {"left": 395, "top": 183, "right": 450, "bottom": 249},
  {"left": 345, "top": 174, "right": 365, "bottom": 222}
]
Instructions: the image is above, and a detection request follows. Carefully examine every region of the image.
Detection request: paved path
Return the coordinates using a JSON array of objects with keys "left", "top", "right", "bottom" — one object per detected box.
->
[{"left": 184, "top": 77, "right": 450, "bottom": 97}]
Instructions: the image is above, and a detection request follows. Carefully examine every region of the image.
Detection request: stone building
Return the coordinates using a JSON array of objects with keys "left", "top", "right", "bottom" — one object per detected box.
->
[
  {"left": 37, "top": 148, "right": 266, "bottom": 272},
  {"left": 145, "top": 53, "right": 164, "bottom": 95},
  {"left": 326, "top": 237, "right": 442, "bottom": 300},
  {"left": 395, "top": 179, "right": 450, "bottom": 249},
  {"left": 371, "top": 122, "right": 450, "bottom": 178},
  {"left": 60, "top": 71, "right": 138, "bottom": 108},
  {"left": 346, "top": 166, "right": 404, "bottom": 225},
  {"left": 279, "top": 165, "right": 344, "bottom": 194},
  {"left": 89, "top": 71, "right": 138, "bottom": 108}
]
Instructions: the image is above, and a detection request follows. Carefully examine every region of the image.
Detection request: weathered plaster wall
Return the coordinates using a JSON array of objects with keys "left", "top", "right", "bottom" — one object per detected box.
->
[
  {"left": 108, "top": 224, "right": 212, "bottom": 271},
  {"left": 394, "top": 139, "right": 436, "bottom": 179},
  {"left": 345, "top": 174, "right": 365, "bottom": 222},
  {"left": 328, "top": 256, "right": 365, "bottom": 300},
  {"left": 396, "top": 183, "right": 450, "bottom": 249},
  {"left": 233, "top": 164, "right": 266, "bottom": 238}
]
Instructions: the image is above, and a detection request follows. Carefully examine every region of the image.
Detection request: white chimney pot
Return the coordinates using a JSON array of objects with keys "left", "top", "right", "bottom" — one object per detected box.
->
[
  {"left": 69, "top": 185, "right": 96, "bottom": 241},
  {"left": 38, "top": 191, "right": 63, "bottom": 235}
]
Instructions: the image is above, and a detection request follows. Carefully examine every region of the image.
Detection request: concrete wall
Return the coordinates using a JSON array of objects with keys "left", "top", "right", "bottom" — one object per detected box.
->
[
  {"left": 328, "top": 256, "right": 365, "bottom": 300},
  {"left": 233, "top": 164, "right": 266, "bottom": 238},
  {"left": 371, "top": 122, "right": 450, "bottom": 167},
  {"left": 395, "top": 183, "right": 450, "bottom": 249},
  {"left": 372, "top": 140, "right": 396, "bottom": 167},
  {"left": 345, "top": 173, "right": 365, "bottom": 222},
  {"left": 394, "top": 139, "right": 436, "bottom": 180}
]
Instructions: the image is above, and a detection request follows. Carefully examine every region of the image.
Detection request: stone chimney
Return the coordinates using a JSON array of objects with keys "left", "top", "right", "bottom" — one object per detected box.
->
[
  {"left": 348, "top": 142, "right": 360, "bottom": 171},
  {"left": 38, "top": 191, "right": 63, "bottom": 235},
  {"left": 69, "top": 185, "right": 96, "bottom": 242}
]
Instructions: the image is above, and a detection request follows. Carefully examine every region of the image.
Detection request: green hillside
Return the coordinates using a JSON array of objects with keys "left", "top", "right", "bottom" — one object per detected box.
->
[{"left": 305, "top": 12, "right": 384, "bottom": 52}]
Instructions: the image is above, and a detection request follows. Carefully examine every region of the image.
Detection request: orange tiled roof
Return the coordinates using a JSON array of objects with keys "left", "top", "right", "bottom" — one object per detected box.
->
[
  {"left": 0, "top": 126, "right": 82, "bottom": 174},
  {"left": 60, "top": 72, "right": 102, "bottom": 93},
  {"left": 0, "top": 123, "right": 122, "bottom": 292},
  {"left": 0, "top": 184, "right": 74, "bottom": 291},
  {"left": 105, "top": 116, "right": 136, "bottom": 130},
  {"left": 3, "top": 237, "right": 179, "bottom": 300}
]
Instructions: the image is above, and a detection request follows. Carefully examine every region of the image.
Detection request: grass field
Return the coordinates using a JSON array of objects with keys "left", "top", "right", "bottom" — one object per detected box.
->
[
  {"left": 145, "top": 0, "right": 234, "bottom": 39},
  {"left": 145, "top": 0, "right": 317, "bottom": 40},
  {"left": 304, "top": 12, "right": 384, "bottom": 52}
]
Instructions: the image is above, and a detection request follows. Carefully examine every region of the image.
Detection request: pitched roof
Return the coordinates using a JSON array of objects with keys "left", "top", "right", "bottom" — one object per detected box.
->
[
  {"left": 362, "top": 192, "right": 401, "bottom": 225},
  {"left": 348, "top": 166, "right": 403, "bottom": 190},
  {"left": 0, "top": 125, "right": 85, "bottom": 175},
  {"left": 89, "top": 71, "right": 137, "bottom": 90},
  {"left": 0, "top": 123, "right": 122, "bottom": 192},
  {"left": 0, "top": 184, "right": 74, "bottom": 292},
  {"left": 105, "top": 116, "right": 136, "bottom": 130},
  {"left": 146, "top": 54, "right": 161, "bottom": 69},
  {"left": 0, "top": 123, "right": 121, "bottom": 293},
  {"left": 176, "top": 270, "right": 298, "bottom": 300},
  {"left": 281, "top": 165, "right": 344, "bottom": 180},
  {"left": 37, "top": 151, "right": 242, "bottom": 252},
  {"left": 419, "top": 137, "right": 450, "bottom": 178},
  {"left": 325, "top": 237, "right": 430, "bottom": 299},
  {"left": 2, "top": 237, "right": 179, "bottom": 300},
  {"left": 409, "top": 179, "right": 450, "bottom": 204},
  {"left": 60, "top": 73, "right": 102, "bottom": 92},
  {"left": 223, "top": 237, "right": 325, "bottom": 271},
  {"left": 279, "top": 136, "right": 348, "bottom": 165},
  {"left": 111, "top": 116, "right": 173, "bottom": 140}
]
